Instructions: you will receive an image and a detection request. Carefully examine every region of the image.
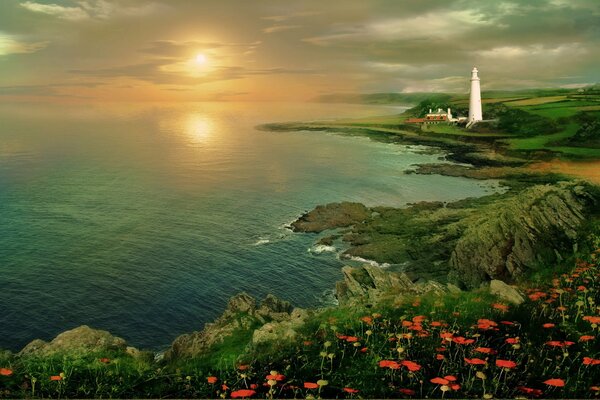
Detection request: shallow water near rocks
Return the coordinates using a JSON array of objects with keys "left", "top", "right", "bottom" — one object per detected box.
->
[{"left": 0, "top": 102, "right": 503, "bottom": 351}]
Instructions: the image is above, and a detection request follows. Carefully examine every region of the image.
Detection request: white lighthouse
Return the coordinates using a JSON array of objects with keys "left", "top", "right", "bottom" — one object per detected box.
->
[{"left": 468, "top": 67, "right": 483, "bottom": 123}]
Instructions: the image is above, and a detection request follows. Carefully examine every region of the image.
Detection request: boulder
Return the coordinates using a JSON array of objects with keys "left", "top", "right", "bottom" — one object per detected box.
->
[
  {"left": 19, "top": 326, "right": 127, "bottom": 356},
  {"left": 252, "top": 309, "right": 310, "bottom": 346},
  {"left": 489, "top": 280, "right": 525, "bottom": 305}
]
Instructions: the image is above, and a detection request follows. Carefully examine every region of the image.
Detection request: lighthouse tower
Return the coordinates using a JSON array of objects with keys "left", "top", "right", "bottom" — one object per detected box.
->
[{"left": 468, "top": 67, "right": 483, "bottom": 123}]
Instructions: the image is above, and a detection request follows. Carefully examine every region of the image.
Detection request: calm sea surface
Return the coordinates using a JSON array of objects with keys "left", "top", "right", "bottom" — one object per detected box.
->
[{"left": 0, "top": 102, "right": 502, "bottom": 351}]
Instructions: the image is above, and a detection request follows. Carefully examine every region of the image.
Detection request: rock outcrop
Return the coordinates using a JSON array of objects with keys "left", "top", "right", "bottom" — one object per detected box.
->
[
  {"left": 291, "top": 202, "right": 371, "bottom": 233},
  {"left": 19, "top": 325, "right": 128, "bottom": 356},
  {"left": 335, "top": 264, "right": 446, "bottom": 305},
  {"left": 450, "top": 181, "right": 598, "bottom": 288},
  {"left": 164, "top": 293, "right": 301, "bottom": 361}
]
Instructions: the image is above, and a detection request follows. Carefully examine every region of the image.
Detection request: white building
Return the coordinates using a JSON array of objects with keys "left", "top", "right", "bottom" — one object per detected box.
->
[{"left": 468, "top": 67, "right": 483, "bottom": 124}]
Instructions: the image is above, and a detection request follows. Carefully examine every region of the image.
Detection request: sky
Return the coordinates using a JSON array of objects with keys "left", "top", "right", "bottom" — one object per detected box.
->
[{"left": 0, "top": 0, "right": 599, "bottom": 102}]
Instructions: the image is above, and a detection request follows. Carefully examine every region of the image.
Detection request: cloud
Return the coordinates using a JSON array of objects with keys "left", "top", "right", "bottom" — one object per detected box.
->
[
  {"left": 20, "top": 1, "right": 89, "bottom": 20},
  {"left": 262, "top": 25, "right": 301, "bottom": 34},
  {"left": 0, "top": 82, "right": 101, "bottom": 97},
  {"left": 0, "top": 33, "right": 47, "bottom": 56},
  {"left": 20, "top": 0, "right": 167, "bottom": 21}
]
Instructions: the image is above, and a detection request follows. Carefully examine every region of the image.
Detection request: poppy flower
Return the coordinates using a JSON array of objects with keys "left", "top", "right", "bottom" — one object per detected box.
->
[
  {"left": 303, "top": 341, "right": 313, "bottom": 346},
  {"left": 401, "top": 360, "right": 422, "bottom": 372},
  {"left": 207, "top": 376, "right": 218, "bottom": 384},
  {"left": 230, "top": 389, "right": 256, "bottom": 398},
  {"left": 436, "top": 354, "right": 445, "bottom": 360},
  {"left": 431, "top": 321, "right": 442, "bottom": 327},
  {"left": 543, "top": 323, "right": 555, "bottom": 328},
  {"left": 222, "top": 384, "right": 229, "bottom": 391},
  {"left": 360, "top": 316, "right": 373, "bottom": 324},
  {"left": 398, "top": 388, "right": 416, "bottom": 395},
  {"left": 492, "top": 303, "right": 509, "bottom": 312},
  {"left": 343, "top": 387, "right": 359, "bottom": 394},
  {"left": 50, "top": 375, "right": 62, "bottom": 381},
  {"left": 266, "top": 374, "right": 285, "bottom": 381},
  {"left": 304, "top": 382, "right": 319, "bottom": 389},
  {"left": 336, "top": 334, "right": 348, "bottom": 340},
  {"left": 465, "top": 357, "right": 486, "bottom": 365},
  {"left": 543, "top": 378, "right": 565, "bottom": 387},
  {"left": 450, "top": 384, "right": 461, "bottom": 391},
  {"left": 413, "top": 315, "right": 427, "bottom": 323},
  {"left": 580, "top": 335, "right": 595, "bottom": 341},
  {"left": 583, "top": 316, "right": 600, "bottom": 324},
  {"left": 250, "top": 384, "right": 258, "bottom": 389},
  {"left": 518, "top": 387, "right": 543, "bottom": 397},
  {"left": 444, "top": 375, "right": 457, "bottom": 382},
  {"left": 583, "top": 357, "right": 600, "bottom": 366},
  {"left": 402, "top": 320, "right": 413, "bottom": 327},
  {"left": 238, "top": 364, "right": 249, "bottom": 370},
  {"left": 475, "top": 347, "right": 497, "bottom": 354},
  {"left": 505, "top": 338, "right": 519, "bottom": 344},
  {"left": 453, "top": 336, "right": 475, "bottom": 345},
  {"left": 346, "top": 336, "right": 359, "bottom": 342},
  {"left": 496, "top": 359, "right": 517, "bottom": 369},
  {"left": 360, "top": 347, "right": 368, "bottom": 353},
  {"left": 430, "top": 377, "right": 449, "bottom": 385},
  {"left": 0, "top": 368, "right": 13, "bottom": 376}
]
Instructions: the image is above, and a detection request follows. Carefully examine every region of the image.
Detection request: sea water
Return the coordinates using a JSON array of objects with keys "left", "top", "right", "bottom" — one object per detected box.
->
[{"left": 0, "top": 102, "right": 502, "bottom": 351}]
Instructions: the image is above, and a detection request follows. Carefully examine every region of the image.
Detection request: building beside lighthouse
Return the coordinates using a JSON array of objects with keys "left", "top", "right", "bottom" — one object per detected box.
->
[{"left": 467, "top": 67, "right": 483, "bottom": 127}]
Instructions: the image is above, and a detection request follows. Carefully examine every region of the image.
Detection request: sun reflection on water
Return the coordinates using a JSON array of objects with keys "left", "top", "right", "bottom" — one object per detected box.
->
[{"left": 184, "top": 114, "right": 214, "bottom": 145}]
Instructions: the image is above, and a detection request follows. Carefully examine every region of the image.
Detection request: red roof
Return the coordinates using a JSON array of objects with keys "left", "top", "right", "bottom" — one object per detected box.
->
[{"left": 406, "top": 118, "right": 425, "bottom": 123}]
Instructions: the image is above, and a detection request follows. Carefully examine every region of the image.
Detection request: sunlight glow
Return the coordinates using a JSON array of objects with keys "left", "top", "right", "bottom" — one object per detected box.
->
[{"left": 195, "top": 53, "right": 207, "bottom": 64}]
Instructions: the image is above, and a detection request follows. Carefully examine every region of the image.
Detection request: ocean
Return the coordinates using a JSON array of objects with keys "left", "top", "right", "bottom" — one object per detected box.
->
[{"left": 0, "top": 101, "right": 502, "bottom": 351}]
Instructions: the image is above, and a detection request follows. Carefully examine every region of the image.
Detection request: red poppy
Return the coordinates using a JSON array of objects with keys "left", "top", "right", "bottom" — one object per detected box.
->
[
  {"left": 464, "top": 357, "right": 486, "bottom": 365},
  {"left": 543, "top": 378, "right": 565, "bottom": 387},
  {"left": 360, "top": 347, "right": 368, "bottom": 353},
  {"left": 440, "top": 332, "right": 453, "bottom": 339},
  {"left": 543, "top": 323, "right": 555, "bottom": 328},
  {"left": 250, "top": 384, "right": 258, "bottom": 390},
  {"left": 580, "top": 335, "right": 595, "bottom": 341},
  {"left": 444, "top": 375, "right": 457, "bottom": 382},
  {"left": 500, "top": 321, "right": 515, "bottom": 325},
  {"left": 343, "top": 387, "right": 359, "bottom": 394},
  {"left": 99, "top": 358, "right": 110, "bottom": 364},
  {"left": 413, "top": 315, "right": 427, "bottom": 323},
  {"left": 436, "top": 354, "right": 445, "bottom": 360},
  {"left": 303, "top": 341, "right": 313, "bottom": 346},
  {"left": 222, "top": 384, "right": 229, "bottom": 391},
  {"left": 505, "top": 338, "right": 519, "bottom": 344},
  {"left": 304, "top": 382, "right": 319, "bottom": 389},
  {"left": 450, "top": 384, "right": 461, "bottom": 391},
  {"left": 430, "top": 377, "right": 449, "bottom": 385},
  {"left": 238, "top": 364, "right": 250, "bottom": 370},
  {"left": 336, "top": 334, "right": 348, "bottom": 340},
  {"left": 436, "top": 347, "right": 447, "bottom": 352},
  {"left": 0, "top": 368, "right": 13, "bottom": 376},
  {"left": 402, "top": 320, "right": 413, "bottom": 327},
  {"left": 360, "top": 316, "right": 373, "bottom": 325},
  {"left": 431, "top": 321, "right": 442, "bottom": 327},
  {"left": 266, "top": 374, "right": 286, "bottom": 381},
  {"left": 496, "top": 359, "right": 517, "bottom": 369},
  {"left": 453, "top": 336, "right": 475, "bottom": 345},
  {"left": 401, "top": 360, "right": 422, "bottom": 372},
  {"left": 398, "top": 388, "right": 416, "bottom": 395},
  {"left": 476, "top": 319, "right": 498, "bottom": 330},
  {"left": 207, "top": 376, "right": 218, "bottom": 384},
  {"left": 346, "top": 336, "right": 359, "bottom": 342},
  {"left": 578, "top": 285, "right": 587, "bottom": 291},
  {"left": 518, "top": 387, "right": 543, "bottom": 397},
  {"left": 492, "top": 303, "right": 509, "bottom": 312},
  {"left": 583, "top": 357, "right": 600, "bottom": 366},
  {"left": 50, "top": 375, "right": 62, "bottom": 381},
  {"left": 583, "top": 316, "right": 600, "bottom": 324},
  {"left": 474, "top": 347, "right": 497, "bottom": 354},
  {"left": 230, "top": 389, "right": 256, "bottom": 398}
]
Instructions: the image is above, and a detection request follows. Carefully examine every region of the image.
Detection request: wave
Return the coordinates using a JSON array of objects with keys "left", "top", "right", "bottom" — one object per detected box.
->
[
  {"left": 308, "top": 244, "right": 337, "bottom": 254},
  {"left": 343, "top": 254, "right": 391, "bottom": 269}
]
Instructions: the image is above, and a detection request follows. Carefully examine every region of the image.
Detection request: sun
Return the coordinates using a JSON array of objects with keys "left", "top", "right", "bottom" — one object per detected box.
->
[{"left": 195, "top": 53, "right": 207, "bottom": 64}]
